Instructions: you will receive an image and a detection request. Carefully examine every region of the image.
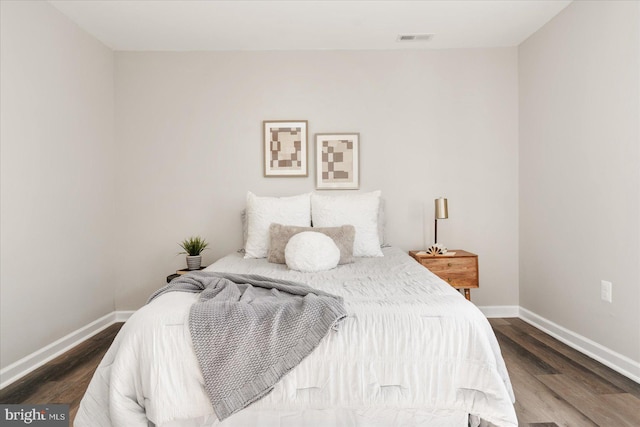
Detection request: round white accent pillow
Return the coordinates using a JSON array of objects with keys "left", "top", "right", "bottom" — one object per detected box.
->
[{"left": 285, "top": 231, "right": 340, "bottom": 272}]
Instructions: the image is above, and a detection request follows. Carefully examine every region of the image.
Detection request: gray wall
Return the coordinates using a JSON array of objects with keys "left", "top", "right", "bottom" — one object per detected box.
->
[
  {"left": 0, "top": 1, "right": 116, "bottom": 368},
  {"left": 114, "top": 49, "right": 520, "bottom": 309},
  {"left": 519, "top": 0, "right": 640, "bottom": 363},
  {"left": 0, "top": 1, "right": 521, "bottom": 372},
  {"left": 3, "top": 0, "right": 637, "bottom": 379},
  {"left": 0, "top": 1, "right": 640, "bottom": 380}
]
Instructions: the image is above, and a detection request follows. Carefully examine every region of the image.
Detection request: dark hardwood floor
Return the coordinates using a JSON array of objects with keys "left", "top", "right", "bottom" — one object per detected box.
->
[
  {"left": 490, "top": 318, "right": 640, "bottom": 427},
  {"left": 0, "top": 323, "right": 122, "bottom": 423},
  {"left": 1, "top": 318, "right": 639, "bottom": 426}
]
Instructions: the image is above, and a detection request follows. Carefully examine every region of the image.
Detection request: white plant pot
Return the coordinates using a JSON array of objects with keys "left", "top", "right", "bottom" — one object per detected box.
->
[{"left": 186, "top": 255, "right": 202, "bottom": 270}]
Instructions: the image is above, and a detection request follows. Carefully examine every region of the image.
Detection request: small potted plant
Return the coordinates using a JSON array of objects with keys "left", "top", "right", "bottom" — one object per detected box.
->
[{"left": 178, "top": 236, "right": 209, "bottom": 270}]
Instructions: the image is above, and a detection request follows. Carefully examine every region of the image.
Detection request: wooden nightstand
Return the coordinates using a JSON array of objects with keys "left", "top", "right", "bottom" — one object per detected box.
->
[
  {"left": 166, "top": 266, "right": 208, "bottom": 283},
  {"left": 409, "top": 250, "right": 479, "bottom": 301}
]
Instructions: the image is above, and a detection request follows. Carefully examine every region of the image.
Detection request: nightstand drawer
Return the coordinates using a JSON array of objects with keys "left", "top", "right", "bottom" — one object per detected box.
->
[
  {"left": 419, "top": 257, "right": 476, "bottom": 275},
  {"left": 409, "top": 250, "right": 479, "bottom": 300},
  {"left": 423, "top": 257, "right": 478, "bottom": 289},
  {"left": 435, "top": 273, "right": 478, "bottom": 289}
]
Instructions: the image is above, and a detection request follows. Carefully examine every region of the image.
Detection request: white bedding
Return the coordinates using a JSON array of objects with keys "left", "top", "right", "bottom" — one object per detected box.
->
[{"left": 76, "top": 247, "right": 517, "bottom": 427}]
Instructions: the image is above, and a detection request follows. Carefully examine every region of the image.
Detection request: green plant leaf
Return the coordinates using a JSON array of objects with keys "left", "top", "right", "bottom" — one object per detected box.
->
[{"left": 177, "top": 236, "right": 209, "bottom": 256}]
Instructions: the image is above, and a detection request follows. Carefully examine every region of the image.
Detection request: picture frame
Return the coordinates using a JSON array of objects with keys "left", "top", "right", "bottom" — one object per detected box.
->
[
  {"left": 315, "top": 133, "right": 360, "bottom": 190},
  {"left": 263, "top": 120, "right": 308, "bottom": 177}
]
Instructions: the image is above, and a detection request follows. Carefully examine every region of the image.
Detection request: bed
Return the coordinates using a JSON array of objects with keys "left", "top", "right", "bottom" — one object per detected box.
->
[
  {"left": 76, "top": 191, "right": 516, "bottom": 426},
  {"left": 76, "top": 246, "right": 516, "bottom": 427}
]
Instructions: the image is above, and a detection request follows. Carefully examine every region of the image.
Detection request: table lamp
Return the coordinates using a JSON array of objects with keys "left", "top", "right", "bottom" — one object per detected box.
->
[{"left": 434, "top": 197, "right": 448, "bottom": 244}]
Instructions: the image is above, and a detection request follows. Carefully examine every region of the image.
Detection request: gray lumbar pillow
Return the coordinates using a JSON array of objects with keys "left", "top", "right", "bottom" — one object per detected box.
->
[{"left": 268, "top": 223, "right": 355, "bottom": 265}]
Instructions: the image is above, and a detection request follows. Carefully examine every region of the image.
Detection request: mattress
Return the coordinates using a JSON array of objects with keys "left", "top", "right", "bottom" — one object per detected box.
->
[{"left": 75, "top": 247, "right": 517, "bottom": 427}]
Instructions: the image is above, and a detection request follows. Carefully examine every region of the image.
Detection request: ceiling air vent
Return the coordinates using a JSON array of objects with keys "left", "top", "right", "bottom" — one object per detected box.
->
[{"left": 396, "top": 34, "right": 434, "bottom": 42}]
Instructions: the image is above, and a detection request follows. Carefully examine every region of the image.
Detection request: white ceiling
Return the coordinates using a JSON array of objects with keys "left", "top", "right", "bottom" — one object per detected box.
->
[{"left": 48, "top": 0, "right": 572, "bottom": 51}]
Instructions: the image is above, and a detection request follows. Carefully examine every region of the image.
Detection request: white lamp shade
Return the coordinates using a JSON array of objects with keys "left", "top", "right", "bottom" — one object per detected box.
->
[{"left": 435, "top": 198, "right": 448, "bottom": 219}]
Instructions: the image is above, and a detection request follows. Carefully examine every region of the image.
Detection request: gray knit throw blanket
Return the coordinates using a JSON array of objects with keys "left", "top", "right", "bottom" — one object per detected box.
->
[{"left": 147, "top": 272, "right": 347, "bottom": 421}]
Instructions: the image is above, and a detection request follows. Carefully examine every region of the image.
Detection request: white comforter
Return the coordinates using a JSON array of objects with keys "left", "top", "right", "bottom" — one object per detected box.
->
[{"left": 76, "top": 247, "right": 517, "bottom": 427}]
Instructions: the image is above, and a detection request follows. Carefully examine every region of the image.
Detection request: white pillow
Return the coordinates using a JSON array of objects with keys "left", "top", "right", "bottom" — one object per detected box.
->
[
  {"left": 244, "top": 202, "right": 385, "bottom": 248},
  {"left": 285, "top": 232, "right": 340, "bottom": 272},
  {"left": 244, "top": 192, "right": 311, "bottom": 258},
  {"left": 311, "top": 191, "right": 383, "bottom": 257}
]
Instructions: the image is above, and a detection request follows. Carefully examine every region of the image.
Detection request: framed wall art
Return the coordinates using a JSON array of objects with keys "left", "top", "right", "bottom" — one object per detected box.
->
[
  {"left": 315, "top": 133, "right": 360, "bottom": 190},
  {"left": 263, "top": 120, "right": 308, "bottom": 177}
]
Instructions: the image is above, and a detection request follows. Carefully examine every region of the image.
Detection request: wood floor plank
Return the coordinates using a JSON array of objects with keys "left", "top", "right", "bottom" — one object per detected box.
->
[
  {"left": 0, "top": 322, "right": 122, "bottom": 426},
  {"left": 599, "top": 392, "right": 640, "bottom": 423},
  {"left": 0, "top": 323, "right": 122, "bottom": 404},
  {"left": 493, "top": 327, "right": 559, "bottom": 376},
  {"left": 505, "top": 318, "right": 640, "bottom": 398},
  {"left": 537, "top": 374, "right": 640, "bottom": 427},
  {"left": 51, "top": 323, "right": 121, "bottom": 368},
  {"left": 18, "top": 381, "right": 64, "bottom": 405},
  {"left": 69, "top": 405, "right": 80, "bottom": 425},
  {"left": 488, "top": 318, "right": 511, "bottom": 327},
  {"left": 497, "top": 336, "right": 598, "bottom": 426},
  {"left": 505, "top": 318, "right": 549, "bottom": 337},
  {"left": 496, "top": 320, "right": 640, "bottom": 426},
  {"left": 496, "top": 324, "right": 624, "bottom": 395},
  {"left": 509, "top": 371, "right": 598, "bottom": 427}
]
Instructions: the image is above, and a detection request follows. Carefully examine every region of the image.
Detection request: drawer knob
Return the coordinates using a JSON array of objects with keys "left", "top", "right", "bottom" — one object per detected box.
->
[
  {"left": 447, "top": 278, "right": 451, "bottom": 283},
  {"left": 447, "top": 262, "right": 452, "bottom": 267}
]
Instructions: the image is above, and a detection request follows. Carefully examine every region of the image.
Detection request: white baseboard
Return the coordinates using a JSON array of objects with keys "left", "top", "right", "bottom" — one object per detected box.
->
[
  {"left": 478, "top": 305, "right": 520, "bottom": 318},
  {"left": 0, "top": 311, "right": 136, "bottom": 390},
  {"left": 519, "top": 307, "right": 640, "bottom": 383},
  {"left": 0, "top": 312, "right": 117, "bottom": 389},
  {"left": 115, "top": 310, "right": 135, "bottom": 322}
]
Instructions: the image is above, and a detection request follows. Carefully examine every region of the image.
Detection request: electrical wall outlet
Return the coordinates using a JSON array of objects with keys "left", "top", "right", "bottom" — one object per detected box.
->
[{"left": 601, "top": 280, "right": 612, "bottom": 303}]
